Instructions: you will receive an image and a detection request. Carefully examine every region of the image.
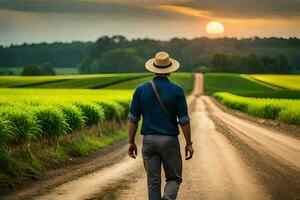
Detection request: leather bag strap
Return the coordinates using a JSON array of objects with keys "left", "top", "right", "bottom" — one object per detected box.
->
[{"left": 150, "top": 80, "right": 173, "bottom": 121}]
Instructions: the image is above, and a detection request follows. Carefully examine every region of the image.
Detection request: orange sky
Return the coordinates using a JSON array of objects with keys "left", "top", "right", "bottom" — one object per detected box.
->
[{"left": 0, "top": 0, "right": 299, "bottom": 45}]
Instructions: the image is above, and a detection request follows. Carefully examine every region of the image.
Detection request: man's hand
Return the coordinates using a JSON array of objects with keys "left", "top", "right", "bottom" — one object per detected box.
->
[
  {"left": 185, "top": 144, "right": 194, "bottom": 160},
  {"left": 128, "top": 142, "right": 138, "bottom": 159}
]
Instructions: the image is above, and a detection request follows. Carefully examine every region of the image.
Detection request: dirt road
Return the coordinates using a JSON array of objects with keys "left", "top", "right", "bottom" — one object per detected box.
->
[{"left": 5, "top": 74, "right": 300, "bottom": 200}]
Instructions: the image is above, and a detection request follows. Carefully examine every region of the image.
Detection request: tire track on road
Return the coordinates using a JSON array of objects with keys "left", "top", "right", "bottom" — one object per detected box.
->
[{"left": 204, "top": 96, "right": 300, "bottom": 200}]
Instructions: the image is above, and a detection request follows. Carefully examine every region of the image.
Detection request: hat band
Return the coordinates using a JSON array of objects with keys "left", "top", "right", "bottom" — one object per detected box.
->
[{"left": 153, "top": 62, "right": 172, "bottom": 68}]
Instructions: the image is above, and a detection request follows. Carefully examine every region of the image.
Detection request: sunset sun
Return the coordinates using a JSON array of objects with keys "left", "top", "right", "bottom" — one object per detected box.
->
[{"left": 206, "top": 21, "right": 225, "bottom": 35}]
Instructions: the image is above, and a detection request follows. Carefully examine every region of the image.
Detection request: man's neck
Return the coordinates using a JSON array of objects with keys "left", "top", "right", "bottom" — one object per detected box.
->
[{"left": 154, "top": 73, "right": 170, "bottom": 77}]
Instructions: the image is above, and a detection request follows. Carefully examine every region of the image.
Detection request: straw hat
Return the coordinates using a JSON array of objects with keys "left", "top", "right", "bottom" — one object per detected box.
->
[{"left": 145, "top": 52, "right": 180, "bottom": 73}]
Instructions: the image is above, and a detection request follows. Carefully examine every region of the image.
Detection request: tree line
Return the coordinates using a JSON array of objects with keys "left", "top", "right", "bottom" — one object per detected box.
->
[
  {"left": 211, "top": 53, "right": 293, "bottom": 74},
  {"left": 0, "top": 36, "right": 299, "bottom": 75}
]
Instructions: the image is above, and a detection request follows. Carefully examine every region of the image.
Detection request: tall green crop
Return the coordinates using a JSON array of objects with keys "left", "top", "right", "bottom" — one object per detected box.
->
[
  {"left": 33, "top": 106, "right": 69, "bottom": 138},
  {"left": 0, "top": 115, "right": 14, "bottom": 147},
  {"left": 74, "top": 103, "right": 105, "bottom": 126},
  {"left": 96, "top": 101, "right": 124, "bottom": 121},
  {"left": 0, "top": 107, "right": 41, "bottom": 143},
  {"left": 59, "top": 104, "right": 86, "bottom": 132},
  {"left": 214, "top": 92, "right": 300, "bottom": 125}
]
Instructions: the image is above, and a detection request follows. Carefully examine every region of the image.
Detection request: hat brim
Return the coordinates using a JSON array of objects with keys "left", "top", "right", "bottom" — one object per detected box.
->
[{"left": 145, "top": 58, "right": 180, "bottom": 74}]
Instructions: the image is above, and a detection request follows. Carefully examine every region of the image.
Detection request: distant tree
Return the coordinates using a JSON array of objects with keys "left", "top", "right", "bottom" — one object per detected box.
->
[
  {"left": 260, "top": 55, "right": 276, "bottom": 73},
  {"left": 1, "top": 35, "right": 299, "bottom": 74},
  {"left": 193, "top": 66, "right": 212, "bottom": 73},
  {"left": 212, "top": 53, "right": 229, "bottom": 72},
  {"left": 40, "top": 62, "right": 56, "bottom": 75},
  {"left": 8, "top": 70, "right": 14, "bottom": 75},
  {"left": 21, "top": 64, "right": 42, "bottom": 76},
  {"left": 90, "top": 48, "right": 145, "bottom": 73},
  {"left": 79, "top": 36, "right": 128, "bottom": 73},
  {"left": 274, "top": 54, "right": 294, "bottom": 73},
  {"left": 240, "top": 54, "right": 262, "bottom": 73}
]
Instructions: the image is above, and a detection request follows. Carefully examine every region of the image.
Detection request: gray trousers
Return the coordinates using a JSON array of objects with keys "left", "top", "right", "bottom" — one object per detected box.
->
[{"left": 142, "top": 135, "right": 182, "bottom": 200}]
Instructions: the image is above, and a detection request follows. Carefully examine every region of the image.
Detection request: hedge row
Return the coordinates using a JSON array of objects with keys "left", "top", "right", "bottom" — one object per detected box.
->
[{"left": 213, "top": 92, "right": 300, "bottom": 125}]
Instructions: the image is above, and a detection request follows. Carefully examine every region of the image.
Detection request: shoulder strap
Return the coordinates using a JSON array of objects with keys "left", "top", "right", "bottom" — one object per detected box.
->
[{"left": 149, "top": 80, "right": 172, "bottom": 121}]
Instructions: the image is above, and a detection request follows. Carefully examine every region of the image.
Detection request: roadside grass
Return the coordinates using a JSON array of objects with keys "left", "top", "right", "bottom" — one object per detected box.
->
[
  {"left": 204, "top": 73, "right": 300, "bottom": 99},
  {"left": 0, "top": 124, "right": 127, "bottom": 180},
  {"left": 214, "top": 92, "right": 300, "bottom": 125},
  {"left": 0, "top": 89, "right": 133, "bottom": 178},
  {"left": 67, "top": 128, "right": 126, "bottom": 157}
]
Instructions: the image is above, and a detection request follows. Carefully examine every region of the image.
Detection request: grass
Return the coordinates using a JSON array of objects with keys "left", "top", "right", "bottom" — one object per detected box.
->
[
  {"left": 107, "top": 72, "right": 194, "bottom": 93},
  {"left": 0, "top": 72, "right": 193, "bottom": 92},
  {"left": 204, "top": 73, "right": 300, "bottom": 99},
  {"left": 214, "top": 92, "right": 300, "bottom": 125},
  {"left": 0, "top": 73, "right": 149, "bottom": 88},
  {"left": 206, "top": 73, "right": 300, "bottom": 126},
  {"left": 0, "top": 126, "right": 127, "bottom": 179},
  {"left": 0, "top": 67, "right": 79, "bottom": 75},
  {"left": 247, "top": 74, "right": 300, "bottom": 90},
  {"left": 68, "top": 128, "right": 127, "bottom": 157},
  {"left": 204, "top": 73, "right": 274, "bottom": 95}
]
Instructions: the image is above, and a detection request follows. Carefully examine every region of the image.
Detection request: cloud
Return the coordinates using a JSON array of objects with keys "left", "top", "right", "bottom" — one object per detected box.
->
[
  {"left": 0, "top": 0, "right": 145, "bottom": 14},
  {"left": 1, "top": 0, "right": 299, "bottom": 19},
  {"left": 0, "top": 0, "right": 299, "bottom": 45},
  {"left": 179, "top": 0, "right": 300, "bottom": 18},
  {"left": 155, "top": 5, "right": 212, "bottom": 19}
]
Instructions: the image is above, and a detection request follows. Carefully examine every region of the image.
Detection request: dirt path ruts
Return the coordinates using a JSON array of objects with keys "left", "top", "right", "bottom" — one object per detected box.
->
[
  {"left": 204, "top": 96, "right": 300, "bottom": 200},
  {"left": 177, "top": 98, "right": 271, "bottom": 200},
  {"left": 116, "top": 73, "right": 271, "bottom": 200},
  {"left": 2, "top": 139, "right": 129, "bottom": 200},
  {"left": 203, "top": 96, "right": 300, "bottom": 170}
]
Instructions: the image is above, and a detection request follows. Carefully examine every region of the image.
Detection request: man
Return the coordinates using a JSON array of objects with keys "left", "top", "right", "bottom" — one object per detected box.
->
[{"left": 128, "top": 51, "right": 194, "bottom": 200}]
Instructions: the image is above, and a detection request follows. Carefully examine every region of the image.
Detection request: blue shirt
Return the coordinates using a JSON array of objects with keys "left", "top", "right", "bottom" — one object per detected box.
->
[{"left": 128, "top": 76, "right": 190, "bottom": 136}]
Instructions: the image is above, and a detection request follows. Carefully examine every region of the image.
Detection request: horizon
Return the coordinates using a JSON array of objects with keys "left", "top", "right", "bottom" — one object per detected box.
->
[
  {"left": 1, "top": 0, "right": 300, "bottom": 46},
  {"left": 1, "top": 35, "right": 300, "bottom": 48}
]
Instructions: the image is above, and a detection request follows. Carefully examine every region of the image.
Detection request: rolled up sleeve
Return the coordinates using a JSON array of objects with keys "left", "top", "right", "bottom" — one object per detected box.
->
[
  {"left": 128, "top": 87, "right": 142, "bottom": 123},
  {"left": 177, "top": 88, "right": 190, "bottom": 125}
]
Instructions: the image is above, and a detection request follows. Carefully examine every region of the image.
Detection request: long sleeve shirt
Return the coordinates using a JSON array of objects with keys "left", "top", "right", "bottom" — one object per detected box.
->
[{"left": 128, "top": 76, "right": 190, "bottom": 136}]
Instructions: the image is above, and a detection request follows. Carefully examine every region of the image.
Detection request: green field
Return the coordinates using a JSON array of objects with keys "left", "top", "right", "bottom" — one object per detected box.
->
[
  {"left": 247, "top": 74, "right": 300, "bottom": 90},
  {"left": 0, "top": 73, "right": 193, "bottom": 146},
  {"left": 0, "top": 67, "right": 79, "bottom": 75},
  {"left": 205, "top": 73, "right": 300, "bottom": 126},
  {"left": 107, "top": 73, "right": 194, "bottom": 93},
  {"left": 0, "top": 73, "right": 149, "bottom": 88},
  {"left": 0, "top": 88, "right": 132, "bottom": 148},
  {"left": 0, "top": 73, "right": 194, "bottom": 178},
  {"left": 204, "top": 73, "right": 300, "bottom": 99}
]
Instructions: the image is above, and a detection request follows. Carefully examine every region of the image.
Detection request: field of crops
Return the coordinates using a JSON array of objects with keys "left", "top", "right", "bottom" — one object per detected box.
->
[
  {"left": 0, "top": 73, "right": 193, "bottom": 159},
  {"left": 0, "top": 72, "right": 194, "bottom": 177},
  {"left": 204, "top": 73, "right": 300, "bottom": 99},
  {"left": 0, "top": 73, "right": 149, "bottom": 88},
  {"left": 205, "top": 73, "right": 300, "bottom": 126},
  {"left": 0, "top": 89, "right": 132, "bottom": 149},
  {"left": 247, "top": 74, "right": 300, "bottom": 90},
  {"left": 0, "top": 67, "right": 79, "bottom": 75},
  {"left": 214, "top": 92, "right": 300, "bottom": 125},
  {"left": 107, "top": 73, "right": 194, "bottom": 93}
]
